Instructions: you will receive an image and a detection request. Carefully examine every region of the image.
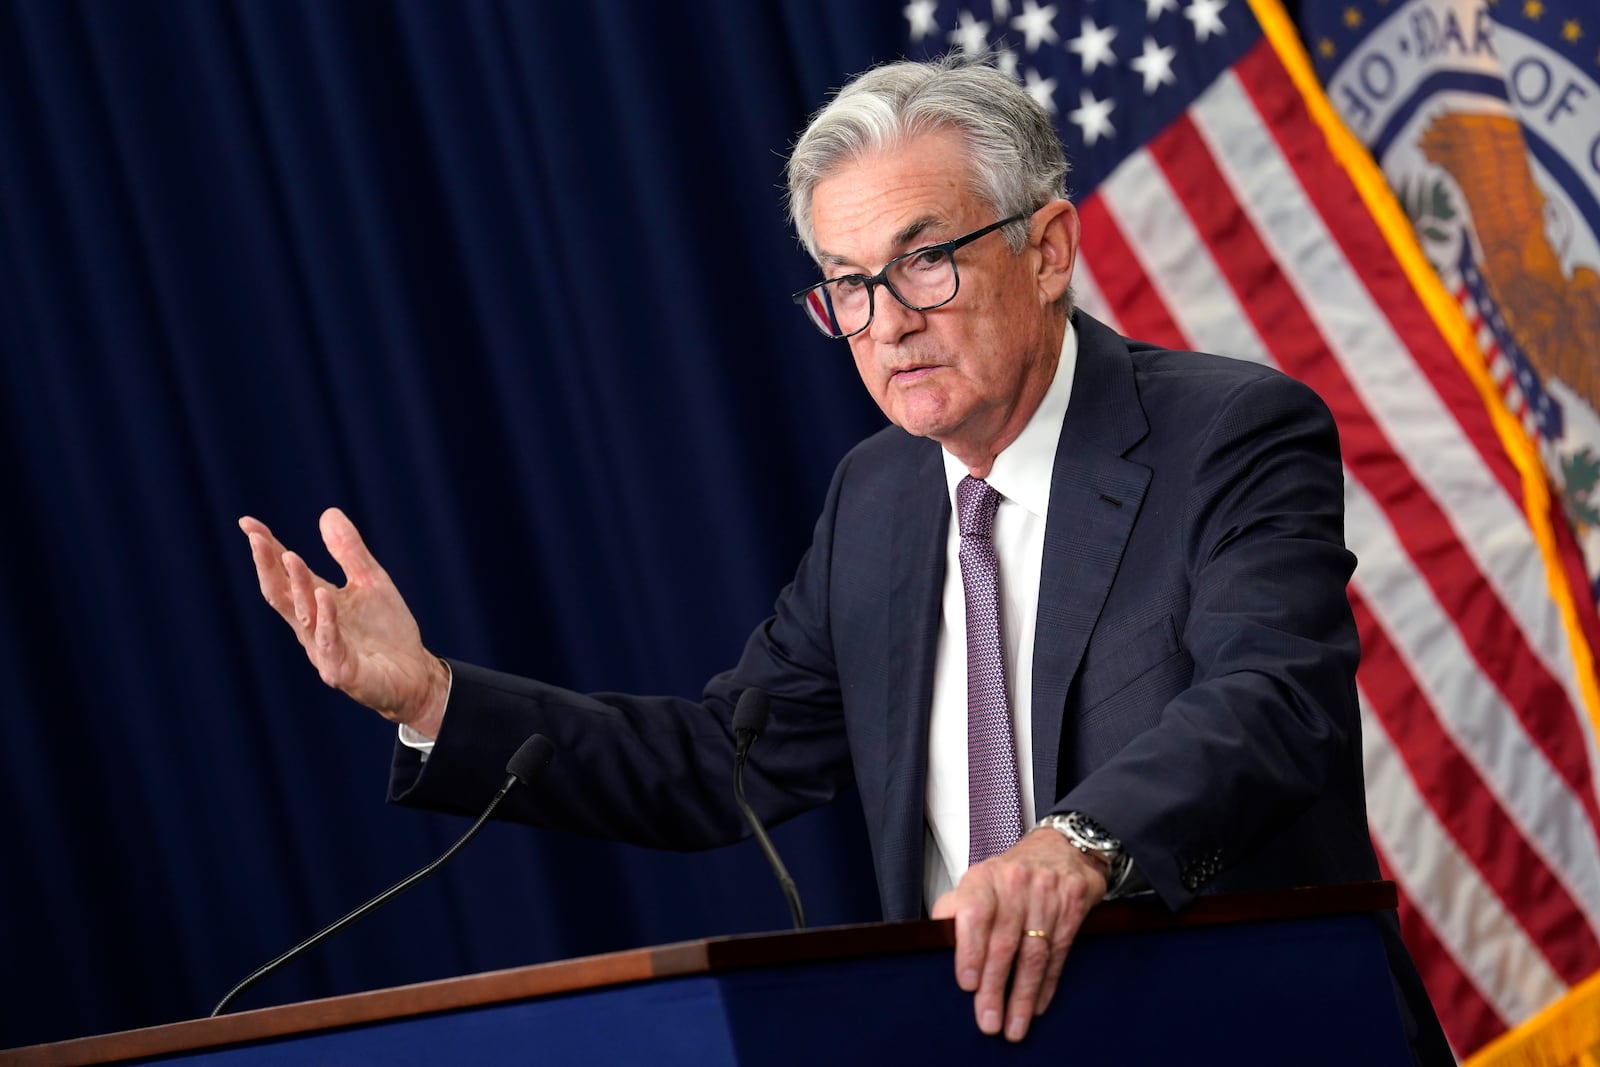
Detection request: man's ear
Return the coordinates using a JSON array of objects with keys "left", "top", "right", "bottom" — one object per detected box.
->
[{"left": 1032, "top": 200, "right": 1079, "bottom": 305}]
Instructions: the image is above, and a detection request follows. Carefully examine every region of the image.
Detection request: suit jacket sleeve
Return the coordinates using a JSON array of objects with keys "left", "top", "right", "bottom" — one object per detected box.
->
[
  {"left": 1054, "top": 364, "right": 1368, "bottom": 909},
  {"left": 386, "top": 455, "right": 862, "bottom": 850}
]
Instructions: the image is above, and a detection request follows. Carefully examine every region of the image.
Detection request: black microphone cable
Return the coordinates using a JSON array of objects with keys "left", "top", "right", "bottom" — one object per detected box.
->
[
  {"left": 212, "top": 733, "right": 556, "bottom": 1016},
  {"left": 732, "top": 688, "right": 805, "bottom": 930}
]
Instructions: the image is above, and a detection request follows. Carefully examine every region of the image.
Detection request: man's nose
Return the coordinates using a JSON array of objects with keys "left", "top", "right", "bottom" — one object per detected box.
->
[{"left": 866, "top": 284, "right": 921, "bottom": 344}]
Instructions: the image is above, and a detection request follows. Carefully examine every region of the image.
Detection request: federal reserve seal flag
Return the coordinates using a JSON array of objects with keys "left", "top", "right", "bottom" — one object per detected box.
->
[
  {"left": 1300, "top": 4, "right": 1600, "bottom": 1059},
  {"left": 1306, "top": 1, "right": 1600, "bottom": 601},
  {"left": 907, "top": 0, "right": 1600, "bottom": 1061}
]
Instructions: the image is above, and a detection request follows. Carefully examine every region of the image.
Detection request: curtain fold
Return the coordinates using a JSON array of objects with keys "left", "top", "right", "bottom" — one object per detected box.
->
[{"left": 0, "top": 0, "right": 902, "bottom": 1046}]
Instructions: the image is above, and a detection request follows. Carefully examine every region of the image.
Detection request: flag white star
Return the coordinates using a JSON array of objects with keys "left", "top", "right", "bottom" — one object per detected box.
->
[
  {"left": 990, "top": 0, "right": 1011, "bottom": 19},
  {"left": 1145, "top": 0, "right": 1178, "bottom": 19},
  {"left": 948, "top": 10, "right": 993, "bottom": 55},
  {"left": 1023, "top": 68, "right": 1059, "bottom": 113},
  {"left": 997, "top": 48, "right": 1021, "bottom": 79},
  {"left": 1184, "top": 0, "right": 1227, "bottom": 43},
  {"left": 1068, "top": 88, "right": 1115, "bottom": 145},
  {"left": 1011, "top": 0, "right": 1059, "bottom": 52},
  {"left": 905, "top": 0, "right": 939, "bottom": 42},
  {"left": 1130, "top": 36, "right": 1177, "bottom": 94},
  {"left": 1066, "top": 16, "right": 1118, "bottom": 74}
]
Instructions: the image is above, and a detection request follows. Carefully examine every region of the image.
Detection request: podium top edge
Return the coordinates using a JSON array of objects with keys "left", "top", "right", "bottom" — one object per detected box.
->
[{"left": 0, "top": 880, "right": 1395, "bottom": 1067}]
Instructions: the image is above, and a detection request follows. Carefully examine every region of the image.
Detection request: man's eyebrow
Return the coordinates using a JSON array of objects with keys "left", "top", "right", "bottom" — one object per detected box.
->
[
  {"left": 891, "top": 214, "right": 944, "bottom": 250},
  {"left": 815, "top": 214, "right": 949, "bottom": 270}
]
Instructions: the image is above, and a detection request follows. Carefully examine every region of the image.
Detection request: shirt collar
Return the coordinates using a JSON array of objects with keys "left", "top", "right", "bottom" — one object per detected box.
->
[{"left": 941, "top": 319, "right": 1079, "bottom": 519}]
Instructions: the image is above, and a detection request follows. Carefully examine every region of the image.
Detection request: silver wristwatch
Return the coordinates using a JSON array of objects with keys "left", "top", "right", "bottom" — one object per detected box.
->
[{"left": 1036, "top": 811, "right": 1134, "bottom": 898}]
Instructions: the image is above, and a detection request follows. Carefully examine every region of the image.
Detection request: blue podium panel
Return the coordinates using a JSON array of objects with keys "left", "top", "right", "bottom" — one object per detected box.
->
[
  {"left": 132, "top": 912, "right": 1409, "bottom": 1066},
  {"left": 716, "top": 913, "right": 1411, "bottom": 1065}
]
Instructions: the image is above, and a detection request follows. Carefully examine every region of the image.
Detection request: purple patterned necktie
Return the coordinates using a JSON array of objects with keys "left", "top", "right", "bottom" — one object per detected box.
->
[{"left": 957, "top": 475, "right": 1024, "bottom": 865}]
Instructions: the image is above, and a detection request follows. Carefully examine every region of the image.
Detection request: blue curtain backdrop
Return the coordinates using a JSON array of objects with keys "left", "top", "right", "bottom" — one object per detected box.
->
[{"left": 0, "top": 0, "right": 906, "bottom": 1048}]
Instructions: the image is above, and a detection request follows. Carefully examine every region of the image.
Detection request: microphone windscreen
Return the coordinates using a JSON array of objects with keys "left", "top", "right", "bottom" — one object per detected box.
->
[
  {"left": 505, "top": 734, "right": 556, "bottom": 784},
  {"left": 732, "top": 688, "right": 771, "bottom": 736}
]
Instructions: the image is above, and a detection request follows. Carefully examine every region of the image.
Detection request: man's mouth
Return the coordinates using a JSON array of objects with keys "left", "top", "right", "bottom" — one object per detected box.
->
[{"left": 889, "top": 365, "right": 940, "bottom": 384}]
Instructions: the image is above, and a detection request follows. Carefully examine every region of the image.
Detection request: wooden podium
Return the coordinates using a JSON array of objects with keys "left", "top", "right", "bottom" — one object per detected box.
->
[{"left": 3, "top": 883, "right": 1413, "bottom": 1066}]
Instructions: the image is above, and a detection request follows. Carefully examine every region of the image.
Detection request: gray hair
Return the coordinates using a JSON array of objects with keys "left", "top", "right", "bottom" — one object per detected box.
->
[{"left": 785, "top": 52, "right": 1069, "bottom": 260}]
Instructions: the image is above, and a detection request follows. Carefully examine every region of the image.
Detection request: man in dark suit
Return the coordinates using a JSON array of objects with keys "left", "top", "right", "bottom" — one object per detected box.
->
[{"left": 241, "top": 53, "right": 1443, "bottom": 1054}]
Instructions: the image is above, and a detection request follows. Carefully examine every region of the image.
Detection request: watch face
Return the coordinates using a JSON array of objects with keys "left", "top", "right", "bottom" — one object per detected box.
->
[{"left": 1066, "top": 812, "right": 1118, "bottom": 851}]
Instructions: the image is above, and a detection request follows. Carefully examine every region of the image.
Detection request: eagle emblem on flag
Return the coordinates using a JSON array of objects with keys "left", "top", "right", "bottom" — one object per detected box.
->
[{"left": 1307, "top": 0, "right": 1600, "bottom": 599}]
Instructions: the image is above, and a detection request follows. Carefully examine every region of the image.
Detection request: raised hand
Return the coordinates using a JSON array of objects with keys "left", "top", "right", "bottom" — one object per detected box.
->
[{"left": 239, "top": 507, "right": 450, "bottom": 737}]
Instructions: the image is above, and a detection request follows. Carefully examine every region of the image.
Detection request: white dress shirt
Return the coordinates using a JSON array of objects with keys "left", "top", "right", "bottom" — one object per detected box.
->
[
  {"left": 403, "top": 323, "right": 1082, "bottom": 914},
  {"left": 922, "top": 322, "right": 1078, "bottom": 907}
]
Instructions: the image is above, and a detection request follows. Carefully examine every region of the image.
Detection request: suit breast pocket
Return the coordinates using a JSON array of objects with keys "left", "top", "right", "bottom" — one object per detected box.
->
[{"left": 1074, "top": 614, "right": 1184, "bottom": 712}]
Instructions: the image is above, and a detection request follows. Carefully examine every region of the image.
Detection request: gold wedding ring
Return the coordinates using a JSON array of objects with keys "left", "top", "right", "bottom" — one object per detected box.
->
[{"left": 1023, "top": 929, "right": 1049, "bottom": 939}]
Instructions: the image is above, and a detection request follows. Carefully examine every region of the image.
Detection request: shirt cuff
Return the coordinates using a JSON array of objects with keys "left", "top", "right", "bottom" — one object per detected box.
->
[
  {"left": 396, "top": 658, "right": 452, "bottom": 758},
  {"left": 398, "top": 723, "right": 436, "bottom": 757}
]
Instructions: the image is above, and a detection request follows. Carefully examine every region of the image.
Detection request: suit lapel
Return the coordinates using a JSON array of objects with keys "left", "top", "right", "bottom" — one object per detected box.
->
[
  {"left": 1030, "top": 313, "right": 1152, "bottom": 815},
  {"left": 877, "top": 442, "right": 948, "bottom": 919},
  {"left": 867, "top": 313, "right": 1150, "bottom": 911}
]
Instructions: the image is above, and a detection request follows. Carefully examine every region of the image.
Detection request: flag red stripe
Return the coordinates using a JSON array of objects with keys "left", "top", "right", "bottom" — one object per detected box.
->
[
  {"left": 1143, "top": 106, "right": 1600, "bottom": 833},
  {"left": 1230, "top": 40, "right": 1526, "bottom": 506},
  {"left": 1233, "top": 49, "right": 1600, "bottom": 825},
  {"left": 1352, "top": 587, "right": 1600, "bottom": 983},
  {"left": 1380, "top": 853, "right": 1511, "bottom": 1054},
  {"left": 1075, "top": 193, "right": 1187, "bottom": 350}
]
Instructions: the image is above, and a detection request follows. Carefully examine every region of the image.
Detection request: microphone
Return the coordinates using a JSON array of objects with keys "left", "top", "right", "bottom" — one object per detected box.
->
[
  {"left": 731, "top": 688, "right": 805, "bottom": 930},
  {"left": 212, "top": 733, "right": 556, "bottom": 1016}
]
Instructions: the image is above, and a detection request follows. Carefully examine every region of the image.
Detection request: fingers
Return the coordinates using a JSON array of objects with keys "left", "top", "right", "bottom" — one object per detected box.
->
[
  {"left": 1004, "top": 913, "right": 1064, "bottom": 1041},
  {"left": 969, "top": 868, "right": 1056, "bottom": 1043},
  {"left": 310, "top": 585, "right": 351, "bottom": 688},
  {"left": 938, "top": 864, "right": 1022, "bottom": 1038},
  {"left": 242, "top": 527, "right": 355, "bottom": 690},
  {"left": 282, "top": 549, "right": 320, "bottom": 634},
  {"left": 311, "top": 586, "right": 337, "bottom": 653},
  {"left": 239, "top": 516, "right": 336, "bottom": 646},
  {"left": 932, "top": 884, "right": 990, "bottom": 994},
  {"left": 320, "top": 507, "right": 386, "bottom": 586},
  {"left": 974, "top": 877, "right": 1024, "bottom": 1038},
  {"left": 237, "top": 515, "right": 276, "bottom": 542},
  {"left": 241, "top": 518, "right": 299, "bottom": 628},
  {"left": 1034, "top": 926, "right": 1071, "bottom": 1017},
  {"left": 944, "top": 832, "right": 1107, "bottom": 1043}
]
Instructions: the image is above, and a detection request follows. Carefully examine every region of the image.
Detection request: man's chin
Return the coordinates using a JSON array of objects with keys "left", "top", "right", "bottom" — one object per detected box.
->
[
  {"left": 886, "top": 407, "right": 957, "bottom": 441},
  {"left": 882, "top": 382, "right": 957, "bottom": 433}
]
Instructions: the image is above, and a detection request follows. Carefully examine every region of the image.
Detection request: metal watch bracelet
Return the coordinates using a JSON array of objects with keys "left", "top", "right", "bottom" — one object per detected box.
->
[{"left": 1035, "top": 812, "right": 1136, "bottom": 900}]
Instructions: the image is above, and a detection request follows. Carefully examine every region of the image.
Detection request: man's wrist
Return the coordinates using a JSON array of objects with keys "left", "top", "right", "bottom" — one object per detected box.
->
[
  {"left": 403, "top": 655, "right": 452, "bottom": 741},
  {"left": 1034, "top": 812, "right": 1135, "bottom": 898}
]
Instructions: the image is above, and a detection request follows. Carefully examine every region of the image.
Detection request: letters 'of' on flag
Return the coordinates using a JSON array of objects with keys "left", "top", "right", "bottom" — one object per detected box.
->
[
  {"left": 1303, "top": 0, "right": 1600, "bottom": 609},
  {"left": 905, "top": 0, "right": 1600, "bottom": 1061}
]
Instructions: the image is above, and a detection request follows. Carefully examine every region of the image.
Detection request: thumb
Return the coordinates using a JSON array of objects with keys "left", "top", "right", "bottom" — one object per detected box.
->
[{"left": 320, "top": 507, "right": 387, "bottom": 586}]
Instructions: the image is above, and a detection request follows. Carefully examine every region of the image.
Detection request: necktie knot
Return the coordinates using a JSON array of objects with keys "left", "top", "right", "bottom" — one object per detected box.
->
[{"left": 957, "top": 476, "right": 1001, "bottom": 540}]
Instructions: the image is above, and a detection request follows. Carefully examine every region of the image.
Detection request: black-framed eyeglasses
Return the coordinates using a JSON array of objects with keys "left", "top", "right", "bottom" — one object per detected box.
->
[{"left": 791, "top": 213, "right": 1028, "bottom": 340}]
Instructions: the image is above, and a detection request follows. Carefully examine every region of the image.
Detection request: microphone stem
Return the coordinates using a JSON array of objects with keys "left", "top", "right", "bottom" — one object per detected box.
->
[
  {"left": 211, "top": 776, "right": 519, "bottom": 1017},
  {"left": 734, "top": 748, "right": 805, "bottom": 930}
]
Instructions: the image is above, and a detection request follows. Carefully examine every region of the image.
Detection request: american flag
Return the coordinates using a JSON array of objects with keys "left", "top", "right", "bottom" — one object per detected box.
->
[{"left": 905, "top": 0, "right": 1600, "bottom": 1061}]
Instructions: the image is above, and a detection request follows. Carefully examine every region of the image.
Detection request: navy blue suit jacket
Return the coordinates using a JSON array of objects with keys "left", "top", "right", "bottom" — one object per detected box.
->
[{"left": 391, "top": 311, "right": 1379, "bottom": 919}]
